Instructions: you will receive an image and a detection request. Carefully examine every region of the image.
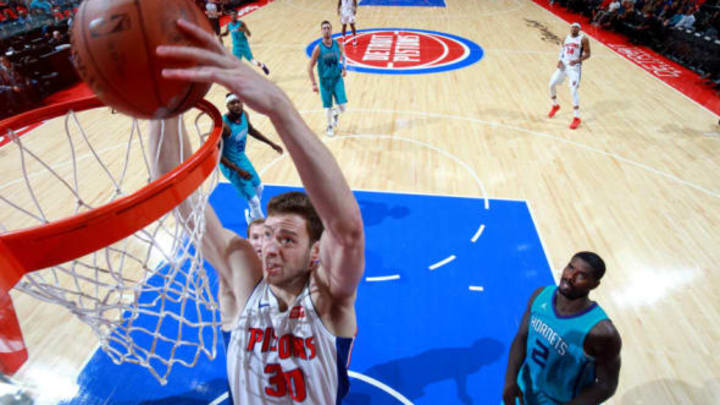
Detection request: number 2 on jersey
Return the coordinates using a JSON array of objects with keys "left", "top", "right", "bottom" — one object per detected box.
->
[
  {"left": 264, "top": 364, "right": 307, "bottom": 401},
  {"left": 531, "top": 339, "right": 550, "bottom": 368}
]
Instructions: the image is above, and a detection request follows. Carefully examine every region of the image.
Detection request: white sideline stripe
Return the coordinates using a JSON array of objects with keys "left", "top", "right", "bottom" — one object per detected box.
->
[
  {"left": 469, "top": 285, "right": 485, "bottom": 292},
  {"left": 348, "top": 371, "right": 414, "bottom": 405},
  {"left": 429, "top": 255, "right": 456, "bottom": 270},
  {"left": 470, "top": 224, "right": 485, "bottom": 243},
  {"left": 366, "top": 274, "right": 401, "bottom": 282}
]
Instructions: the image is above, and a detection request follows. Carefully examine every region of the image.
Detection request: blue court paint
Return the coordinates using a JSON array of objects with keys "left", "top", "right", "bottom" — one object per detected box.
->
[
  {"left": 359, "top": 0, "right": 446, "bottom": 7},
  {"left": 66, "top": 185, "right": 553, "bottom": 404},
  {"left": 306, "top": 29, "right": 484, "bottom": 75}
]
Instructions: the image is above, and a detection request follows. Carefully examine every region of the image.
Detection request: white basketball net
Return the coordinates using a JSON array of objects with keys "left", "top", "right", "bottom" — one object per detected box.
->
[{"left": 0, "top": 107, "right": 221, "bottom": 385}]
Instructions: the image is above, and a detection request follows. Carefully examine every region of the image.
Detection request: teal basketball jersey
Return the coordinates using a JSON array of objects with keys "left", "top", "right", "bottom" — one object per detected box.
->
[
  {"left": 520, "top": 286, "right": 609, "bottom": 404},
  {"left": 317, "top": 39, "right": 342, "bottom": 83},
  {"left": 222, "top": 112, "right": 249, "bottom": 161},
  {"left": 228, "top": 20, "right": 248, "bottom": 48}
]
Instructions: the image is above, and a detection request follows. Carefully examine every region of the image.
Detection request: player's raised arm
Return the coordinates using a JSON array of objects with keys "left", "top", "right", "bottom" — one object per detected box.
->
[
  {"left": 148, "top": 118, "right": 262, "bottom": 325},
  {"left": 157, "top": 19, "right": 364, "bottom": 296}
]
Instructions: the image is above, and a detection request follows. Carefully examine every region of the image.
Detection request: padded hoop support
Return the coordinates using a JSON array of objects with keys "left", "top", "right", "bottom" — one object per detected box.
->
[{"left": 0, "top": 96, "right": 223, "bottom": 374}]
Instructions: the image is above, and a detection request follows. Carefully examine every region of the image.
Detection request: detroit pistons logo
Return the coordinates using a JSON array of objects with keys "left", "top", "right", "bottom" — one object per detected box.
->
[{"left": 305, "top": 28, "right": 483, "bottom": 75}]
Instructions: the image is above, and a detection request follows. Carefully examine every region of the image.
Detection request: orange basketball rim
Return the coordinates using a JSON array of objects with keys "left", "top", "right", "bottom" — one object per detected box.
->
[{"left": 0, "top": 96, "right": 223, "bottom": 374}]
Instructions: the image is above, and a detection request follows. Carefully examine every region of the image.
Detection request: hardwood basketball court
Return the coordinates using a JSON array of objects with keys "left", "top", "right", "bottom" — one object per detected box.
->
[{"left": 1, "top": 0, "right": 718, "bottom": 403}]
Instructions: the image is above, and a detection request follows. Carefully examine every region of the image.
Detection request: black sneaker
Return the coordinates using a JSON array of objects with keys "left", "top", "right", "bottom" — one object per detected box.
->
[{"left": 262, "top": 64, "right": 270, "bottom": 75}]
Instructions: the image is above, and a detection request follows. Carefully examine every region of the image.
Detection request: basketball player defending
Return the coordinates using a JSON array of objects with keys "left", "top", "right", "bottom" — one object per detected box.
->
[
  {"left": 308, "top": 21, "right": 348, "bottom": 137},
  {"left": 221, "top": 10, "right": 270, "bottom": 75},
  {"left": 219, "top": 93, "right": 283, "bottom": 224},
  {"left": 502, "top": 252, "right": 621, "bottom": 405},
  {"left": 337, "top": 0, "right": 358, "bottom": 47},
  {"left": 154, "top": 19, "right": 365, "bottom": 404},
  {"left": 548, "top": 23, "right": 591, "bottom": 130}
]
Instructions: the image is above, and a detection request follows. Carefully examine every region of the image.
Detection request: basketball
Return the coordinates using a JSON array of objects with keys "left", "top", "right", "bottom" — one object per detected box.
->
[{"left": 70, "top": 0, "right": 214, "bottom": 119}]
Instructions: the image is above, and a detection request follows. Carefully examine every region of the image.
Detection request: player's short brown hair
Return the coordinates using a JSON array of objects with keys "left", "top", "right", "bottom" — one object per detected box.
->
[
  {"left": 267, "top": 192, "right": 324, "bottom": 243},
  {"left": 246, "top": 218, "right": 265, "bottom": 237},
  {"left": 321, "top": 20, "right": 331, "bottom": 28}
]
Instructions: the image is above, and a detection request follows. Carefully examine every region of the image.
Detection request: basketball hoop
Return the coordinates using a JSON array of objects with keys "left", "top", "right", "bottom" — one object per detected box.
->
[{"left": 0, "top": 96, "right": 223, "bottom": 385}]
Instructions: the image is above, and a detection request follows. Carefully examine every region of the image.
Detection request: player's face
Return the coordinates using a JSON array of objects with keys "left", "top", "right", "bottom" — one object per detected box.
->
[
  {"left": 227, "top": 99, "right": 243, "bottom": 115},
  {"left": 261, "top": 214, "right": 319, "bottom": 287},
  {"left": 248, "top": 222, "right": 264, "bottom": 257},
  {"left": 558, "top": 256, "right": 599, "bottom": 299},
  {"left": 321, "top": 23, "right": 332, "bottom": 38},
  {"left": 570, "top": 26, "right": 580, "bottom": 36},
  {"left": 231, "top": 12, "right": 238, "bottom": 21}
]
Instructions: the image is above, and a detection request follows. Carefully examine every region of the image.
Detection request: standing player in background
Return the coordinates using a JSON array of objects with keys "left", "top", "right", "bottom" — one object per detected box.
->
[
  {"left": 308, "top": 21, "right": 348, "bottom": 137},
  {"left": 502, "top": 252, "right": 621, "bottom": 405},
  {"left": 547, "top": 23, "right": 591, "bottom": 130},
  {"left": 246, "top": 218, "right": 265, "bottom": 257},
  {"left": 221, "top": 10, "right": 270, "bottom": 75},
  {"left": 153, "top": 18, "right": 365, "bottom": 403},
  {"left": 220, "top": 93, "right": 283, "bottom": 224},
  {"left": 337, "top": 0, "right": 358, "bottom": 47},
  {"left": 204, "top": 0, "right": 223, "bottom": 45}
]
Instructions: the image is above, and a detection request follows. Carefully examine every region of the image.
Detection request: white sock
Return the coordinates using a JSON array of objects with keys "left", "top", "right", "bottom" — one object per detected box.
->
[
  {"left": 573, "top": 108, "right": 580, "bottom": 118},
  {"left": 326, "top": 108, "right": 333, "bottom": 127}
]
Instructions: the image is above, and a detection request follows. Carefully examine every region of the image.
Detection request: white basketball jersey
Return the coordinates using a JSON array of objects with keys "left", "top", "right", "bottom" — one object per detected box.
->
[
  {"left": 227, "top": 280, "right": 355, "bottom": 404},
  {"left": 205, "top": 2, "right": 218, "bottom": 18},
  {"left": 340, "top": 0, "right": 355, "bottom": 14},
  {"left": 561, "top": 34, "right": 584, "bottom": 66}
]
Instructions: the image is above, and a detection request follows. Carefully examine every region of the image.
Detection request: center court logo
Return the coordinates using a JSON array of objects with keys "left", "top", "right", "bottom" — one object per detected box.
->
[{"left": 305, "top": 28, "right": 483, "bottom": 75}]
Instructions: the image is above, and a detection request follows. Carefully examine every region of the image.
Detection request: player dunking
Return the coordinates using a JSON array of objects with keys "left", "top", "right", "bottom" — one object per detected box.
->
[
  {"left": 219, "top": 93, "right": 283, "bottom": 224},
  {"left": 308, "top": 21, "right": 348, "bottom": 137},
  {"left": 221, "top": 10, "right": 270, "bottom": 75},
  {"left": 337, "top": 0, "right": 358, "bottom": 47},
  {"left": 503, "top": 252, "right": 621, "bottom": 405},
  {"left": 154, "top": 18, "right": 365, "bottom": 404},
  {"left": 548, "top": 22, "right": 591, "bottom": 130}
]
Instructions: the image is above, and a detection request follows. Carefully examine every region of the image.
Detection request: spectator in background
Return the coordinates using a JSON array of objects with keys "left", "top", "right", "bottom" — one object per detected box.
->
[
  {"left": 48, "top": 29, "right": 66, "bottom": 48},
  {"left": 29, "top": 0, "right": 51, "bottom": 13},
  {"left": 592, "top": 0, "right": 619, "bottom": 25},
  {"left": 0, "top": 54, "right": 37, "bottom": 114},
  {"left": 675, "top": 8, "right": 697, "bottom": 28}
]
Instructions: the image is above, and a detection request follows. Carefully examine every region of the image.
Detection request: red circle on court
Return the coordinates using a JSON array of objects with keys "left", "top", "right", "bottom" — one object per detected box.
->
[{"left": 342, "top": 30, "right": 467, "bottom": 70}]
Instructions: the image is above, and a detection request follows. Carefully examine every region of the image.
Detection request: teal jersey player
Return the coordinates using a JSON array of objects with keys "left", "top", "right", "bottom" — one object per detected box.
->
[
  {"left": 503, "top": 252, "right": 622, "bottom": 405},
  {"left": 219, "top": 93, "right": 283, "bottom": 224},
  {"left": 308, "top": 20, "right": 348, "bottom": 137},
  {"left": 221, "top": 11, "right": 269, "bottom": 75}
]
